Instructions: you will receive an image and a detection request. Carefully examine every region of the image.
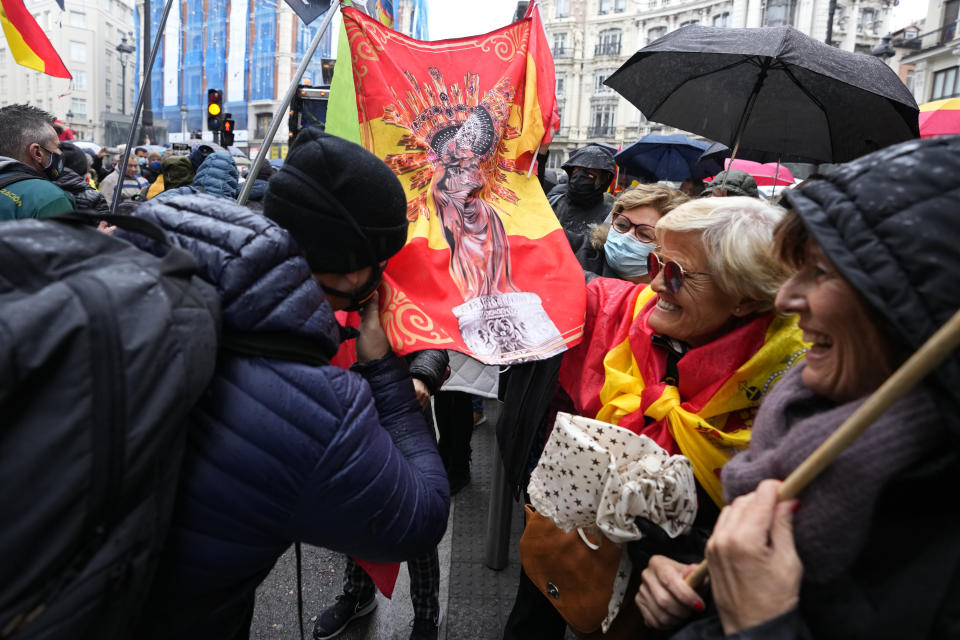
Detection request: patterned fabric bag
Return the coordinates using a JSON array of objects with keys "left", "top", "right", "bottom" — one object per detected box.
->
[{"left": 522, "top": 412, "right": 697, "bottom": 632}]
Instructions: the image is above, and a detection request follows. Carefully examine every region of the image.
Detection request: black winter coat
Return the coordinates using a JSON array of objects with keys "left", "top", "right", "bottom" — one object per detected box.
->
[{"left": 53, "top": 167, "right": 109, "bottom": 214}]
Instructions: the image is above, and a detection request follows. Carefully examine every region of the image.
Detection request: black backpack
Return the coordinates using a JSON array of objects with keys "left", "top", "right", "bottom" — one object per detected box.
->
[{"left": 0, "top": 212, "right": 221, "bottom": 638}]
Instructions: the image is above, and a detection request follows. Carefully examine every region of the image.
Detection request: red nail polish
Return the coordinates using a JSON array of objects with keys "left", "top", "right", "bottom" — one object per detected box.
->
[
  {"left": 693, "top": 601, "right": 705, "bottom": 612},
  {"left": 791, "top": 502, "right": 801, "bottom": 513}
]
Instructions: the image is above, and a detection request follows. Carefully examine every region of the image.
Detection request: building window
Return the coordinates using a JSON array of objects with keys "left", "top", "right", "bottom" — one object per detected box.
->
[
  {"left": 763, "top": 0, "right": 796, "bottom": 27},
  {"left": 556, "top": 0, "right": 570, "bottom": 18},
  {"left": 256, "top": 113, "right": 272, "bottom": 139},
  {"left": 648, "top": 26, "right": 667, "bottom": 44},
  {"left": 548, "top": 151, "right": 564, "bottom": 169},
  {"left": 556, "top": 72, "right": 566, "bottom": 96},
  {"left": 589, "top": 102, "right": 617, "bottom": 137},
  {"left": 71, "top": 98, "right": 87, "bottom": 119},
  {"left": 615, "top": 0, "right": 627, "bottom": 11},
  {"left": 905, "top": 69, "right": 916, "bottom": 94},
  {"left": 599, "top": 0, "right": 611, "bottom": 14},
  {"left": 594, "top": 69, "right": 617, "bottom": 93},
  {"left": 858, "top": 8, "right": 877, "bottom": 33},
  {"left": 680, "top": 20, "right": 700, "bottom": 27},
  {"left": 75, "top": 69, "right": 87, "bottom": 90},
  {"left": 69, "top": 40, "right": 87, "bottom": 62},
  {"left": 932, "top": 66, "right": 960, "bottom": 100},
  {"left": 105, "top": 78, "right": 111, "bottom": 98},
  {"left": 553, "top": 32, "right": 569, "bottom": 57},
  {"left": 713, "top": 12, "right": 731, "bottom": 27},
  {"left": 596, "top": 28, "right": 622, "bottom": 55},
  {"left": 69, "top": 11, "right": 85, "bottom": 27}
]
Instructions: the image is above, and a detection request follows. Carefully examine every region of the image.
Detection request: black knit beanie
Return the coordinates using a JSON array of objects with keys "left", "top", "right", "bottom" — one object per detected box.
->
[{"left": 264, "top": 128, "right": 409, "bottom": 273}]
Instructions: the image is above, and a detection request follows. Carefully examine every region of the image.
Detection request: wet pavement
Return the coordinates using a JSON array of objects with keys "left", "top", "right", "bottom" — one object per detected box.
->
[{"left": 249, "top": 399, "right": 574, "bottom": 640}]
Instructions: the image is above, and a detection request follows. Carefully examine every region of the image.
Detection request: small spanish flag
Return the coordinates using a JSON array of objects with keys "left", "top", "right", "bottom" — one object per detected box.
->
[{"left": 0, "top": 0, "right": 71, "bottom": 78}]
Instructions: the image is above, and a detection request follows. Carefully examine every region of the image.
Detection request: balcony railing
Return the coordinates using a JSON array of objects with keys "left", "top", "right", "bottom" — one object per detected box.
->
[
  {"left": 587, "top": 125, "right": 616, "bottom": 138},
  {"left": 594, "top": 42, "right": 622, "bottom": 56}
]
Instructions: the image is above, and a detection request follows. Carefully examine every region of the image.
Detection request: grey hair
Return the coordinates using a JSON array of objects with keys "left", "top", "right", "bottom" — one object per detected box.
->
[
  {"left": 0, "top": 103, "right": 57, "bottom": 159},
  {"left": 655, "top": 196, "right": 790, "bottom": 311}
]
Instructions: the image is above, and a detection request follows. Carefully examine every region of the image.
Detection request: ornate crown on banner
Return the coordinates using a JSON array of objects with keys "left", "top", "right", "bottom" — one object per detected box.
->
[{"left": 382, "top": 67, "right": 523, "bottom": 221}]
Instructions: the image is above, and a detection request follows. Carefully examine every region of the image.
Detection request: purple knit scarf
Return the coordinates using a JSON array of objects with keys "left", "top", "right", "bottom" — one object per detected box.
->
[{"left": 721, "top": 365, "right": 944, "bottom": 582}]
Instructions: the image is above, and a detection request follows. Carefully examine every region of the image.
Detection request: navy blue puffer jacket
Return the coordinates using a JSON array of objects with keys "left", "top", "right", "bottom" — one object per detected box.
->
[
  {"left": 154, "top": 151, "right": 240, "bottom": 201},
  {"left": 128, "top": 194, "right": 450, "bottom": 639}
]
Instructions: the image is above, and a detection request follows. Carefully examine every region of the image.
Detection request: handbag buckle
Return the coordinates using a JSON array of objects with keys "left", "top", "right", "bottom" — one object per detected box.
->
[{"left": 546, "top": 582, "right": 560, "bottom": 599}]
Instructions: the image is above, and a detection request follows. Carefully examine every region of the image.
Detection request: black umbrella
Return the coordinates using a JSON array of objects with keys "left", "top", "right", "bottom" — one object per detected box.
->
[{"left": 605, "top": 25, "right": 919, "bottom": 163}]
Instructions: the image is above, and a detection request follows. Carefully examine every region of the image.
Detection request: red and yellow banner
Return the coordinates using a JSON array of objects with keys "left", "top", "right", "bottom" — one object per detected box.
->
[
  {"left": 0, "top": 0, "right": 71, "bottom": 78},
  {"left": 343, "top": 5, "right": 582, "bottom": 364}
]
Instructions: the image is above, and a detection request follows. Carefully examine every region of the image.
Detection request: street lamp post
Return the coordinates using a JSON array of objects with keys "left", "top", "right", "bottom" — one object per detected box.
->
[{"left": 116, "top": 34, "right": 136, "bottom": 115}]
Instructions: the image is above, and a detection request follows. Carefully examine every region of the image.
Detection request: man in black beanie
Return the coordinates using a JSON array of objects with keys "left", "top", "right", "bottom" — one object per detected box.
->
[
  {"left": 268, "top": 129, "right": 449, "bottom": 640},
  {"left": 131, "top": 129, "right": 450, "bottom": 640},
  {"left": 265, "top": 128, "right": 409, "bottom": 312}
]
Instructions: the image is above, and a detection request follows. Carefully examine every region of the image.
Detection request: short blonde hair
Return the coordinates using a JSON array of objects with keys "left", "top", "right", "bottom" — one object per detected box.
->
[
  {"left": 611, "top": 183, "right": 690, "bottom": 217},
  {"left": 656, "top": 197, "right": 789, "bottom": 311}
]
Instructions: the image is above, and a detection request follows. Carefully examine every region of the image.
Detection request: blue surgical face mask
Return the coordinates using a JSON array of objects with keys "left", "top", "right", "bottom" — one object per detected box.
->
[{"left": 603, "top": 228, "right": 656, "bottom": 278}]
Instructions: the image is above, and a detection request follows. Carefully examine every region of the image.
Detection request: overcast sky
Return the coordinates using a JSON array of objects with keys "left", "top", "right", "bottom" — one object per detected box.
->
[{"left": 427, "top": 0, "right": 521, "bottom": 39}]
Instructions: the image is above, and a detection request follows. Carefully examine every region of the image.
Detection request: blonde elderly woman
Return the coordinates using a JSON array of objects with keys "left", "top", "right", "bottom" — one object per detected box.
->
[
  {"left": 504, "top": 197, "right": 808, "bottom": 639},
  {"left": 565, "top": 184, "right": 689, "bottom": 284}
]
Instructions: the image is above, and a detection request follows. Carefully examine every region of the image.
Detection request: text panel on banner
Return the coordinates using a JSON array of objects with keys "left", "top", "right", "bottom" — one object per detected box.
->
[{"left": 343, "top": 7, "right": 584, "bottom": 365}]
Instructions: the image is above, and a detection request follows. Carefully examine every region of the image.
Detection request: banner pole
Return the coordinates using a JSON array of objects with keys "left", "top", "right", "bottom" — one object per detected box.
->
[
  {"left": 237, "top": 3, "right": 341, "bottom": 205},
  {"left": 110, "top": 0, "right": 174, "bottom": 214}
]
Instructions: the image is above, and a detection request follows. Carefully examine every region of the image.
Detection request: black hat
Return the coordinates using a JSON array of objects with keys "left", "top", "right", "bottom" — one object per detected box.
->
[{"left": 264, "top": 128, "right": 409, "bottom": 273}]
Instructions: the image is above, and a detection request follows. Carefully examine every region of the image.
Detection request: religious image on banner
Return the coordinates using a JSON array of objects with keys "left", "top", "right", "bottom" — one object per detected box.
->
[{"left": 343, "top": 5, "right": 585, "bottom": 364}]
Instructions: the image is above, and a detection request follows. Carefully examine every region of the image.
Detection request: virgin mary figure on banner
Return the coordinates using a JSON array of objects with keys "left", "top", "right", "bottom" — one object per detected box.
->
[{"left": 343, "top": 4, "right": 586, "bottom": 364}]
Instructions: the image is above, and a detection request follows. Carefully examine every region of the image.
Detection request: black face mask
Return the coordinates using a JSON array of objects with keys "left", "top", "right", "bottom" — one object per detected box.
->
[
  {"left": 567, "top": 172, "right": 604, "bottom": 204},
  {"left": 322, "top": 263, "right": 385, "bottom": 312},
  {"left": 42, "top": 148, "right": 64, "bottom": 180}
]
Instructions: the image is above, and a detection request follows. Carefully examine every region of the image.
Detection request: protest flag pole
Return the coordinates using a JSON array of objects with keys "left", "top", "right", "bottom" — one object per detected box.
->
[
  {"left": 237, "top": 4, "right": 340, "bottom": 206},
  {"left": 110, "top": 0, "right": 174, "bottom": 214},
  {"left": 685, "top": 306, "right": 960, "bottom": 588}
]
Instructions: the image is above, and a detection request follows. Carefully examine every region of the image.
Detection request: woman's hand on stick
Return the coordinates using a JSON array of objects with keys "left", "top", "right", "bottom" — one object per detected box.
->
[{"left": 705, "top": 479, "right": 802, "bottom": 635}]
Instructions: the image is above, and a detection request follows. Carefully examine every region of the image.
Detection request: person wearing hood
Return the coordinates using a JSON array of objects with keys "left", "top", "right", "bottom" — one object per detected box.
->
[
  {"left": 0, "top": 103, "right": 74, "bottom": 220},
  {"left": 154, "top": 151, "right": 239, "bottom": 201},
  {"left": 133, "top": 129, "right": 450, "bottom": 640},
  {"left": 52, "top": 142, "right": 110, "bottom": 214},
  {"left": 565, "top": 184, "right": 689, "bottom": 283},
  {"left": 146, "top": 153, "right": 194, "bottom": 199},
  {"left": 701, "top": 169, "right": 759, "bottom": 198},
  {"left": 658, "top": 135, "right": 960, "bottom": 640},
  {"left": 549, "top": 145, "right": 617, "bottom": 234}
]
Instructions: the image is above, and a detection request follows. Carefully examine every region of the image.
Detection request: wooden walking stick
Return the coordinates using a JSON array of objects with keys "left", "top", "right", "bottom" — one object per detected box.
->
[{"left": 686, "top": 307, "right": 960, "bottom": 588}]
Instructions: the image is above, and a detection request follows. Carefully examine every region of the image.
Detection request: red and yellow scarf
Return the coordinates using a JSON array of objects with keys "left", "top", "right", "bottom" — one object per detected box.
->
[{"left": 559, "top": 279, "right": 807, "bottom": 506}]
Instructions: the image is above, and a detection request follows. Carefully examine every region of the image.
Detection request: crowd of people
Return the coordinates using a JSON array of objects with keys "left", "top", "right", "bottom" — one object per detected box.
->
[{"left": 1, "top": 99, "right": 958, "bottom": 640}]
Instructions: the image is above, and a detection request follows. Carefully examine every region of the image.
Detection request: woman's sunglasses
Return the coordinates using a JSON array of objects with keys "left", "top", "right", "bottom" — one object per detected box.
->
[{"left": 647, "top": 253, "right": 711, "bottom": 294}]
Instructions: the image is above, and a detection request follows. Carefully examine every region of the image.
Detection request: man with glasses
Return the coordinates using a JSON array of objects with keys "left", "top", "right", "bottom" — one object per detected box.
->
[{"left": 0, "top": 104, "right": 74, "bottom": 221}]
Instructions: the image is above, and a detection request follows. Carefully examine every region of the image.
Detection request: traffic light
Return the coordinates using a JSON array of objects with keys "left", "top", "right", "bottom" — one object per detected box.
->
[
  {"left": 207, "top": 88, "right": 222, "bottom": 131},
  {"left": 221, "top": 113, "right": 235, "bottom": 147}
]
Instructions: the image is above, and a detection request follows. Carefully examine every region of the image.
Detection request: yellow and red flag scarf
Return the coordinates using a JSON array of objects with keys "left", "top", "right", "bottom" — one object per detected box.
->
[
  {"left": 0, "top": 0, "right": 71, "bottom": 78},
  {"left": 559, "top": 279, "right": 808, "bottom": 506},
  {"left": 341, "top": 5, "right": 584, "bottom": 365}
]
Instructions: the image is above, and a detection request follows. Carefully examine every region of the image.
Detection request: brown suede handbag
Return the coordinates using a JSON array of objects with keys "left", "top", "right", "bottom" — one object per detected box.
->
[{"left": 518, "top": 504, "right": 623, "bottom": 635}]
